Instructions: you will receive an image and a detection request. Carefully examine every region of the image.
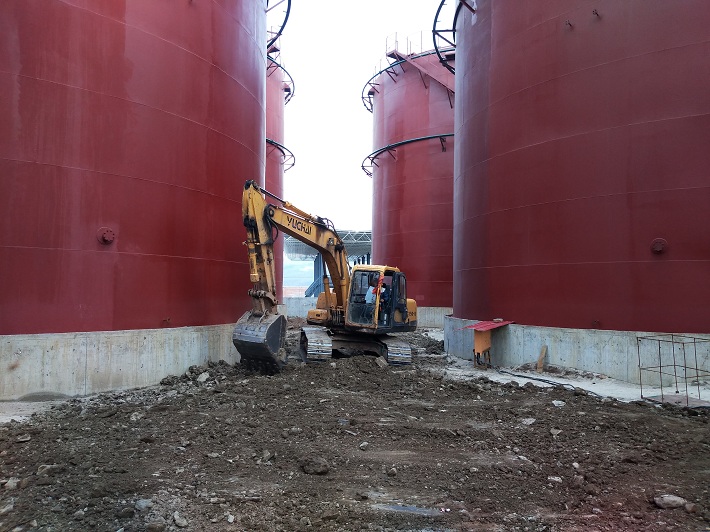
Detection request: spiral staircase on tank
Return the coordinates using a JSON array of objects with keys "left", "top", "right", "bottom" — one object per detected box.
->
[
  {"left": 432, "top": 0, "right": 476, "bottom": 74},
  {"left": 360, "top": 31, "right": 456, "bottom": 176},
  {"left": 266, "top": 0, "right": 291, "bottom": 52},
  {"left": 266, "top": 1, "right": 295, "bottom": 172}
]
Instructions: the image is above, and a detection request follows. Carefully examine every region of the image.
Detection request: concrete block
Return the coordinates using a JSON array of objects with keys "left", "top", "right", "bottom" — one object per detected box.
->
[
  {"left": 444, "top": 315, "right": 710, "bottom": 386},
  {"left": 1, "top": 323, "right": 240, "bottom": 400},
  {"left": 1, "top": 334, "right": 87, "bottom": 399}
]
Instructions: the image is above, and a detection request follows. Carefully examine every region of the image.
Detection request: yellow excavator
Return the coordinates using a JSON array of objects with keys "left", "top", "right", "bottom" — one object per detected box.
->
[{"left": 233, "top": 180, "right": 418, "bottom": 374}]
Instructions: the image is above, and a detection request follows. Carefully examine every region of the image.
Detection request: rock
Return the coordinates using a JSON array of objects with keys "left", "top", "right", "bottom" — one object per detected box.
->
[
  {"left": 146, "top": 519, "right": 167, "bottom": 532},
  {"left": 547, "top": 476, "right": 563, "bottom": 483},
  {"left": 685, "top": 502, "right": 701, "bottom": 514},
  {"left": 129, "top": 411, "right": 144, "bottom": 422},
  {"left": 3, "top": 478, "right": 20, "bottom": 490},
  {"left": 374, "top": 357, "right": 388, "bottom": 368},
  {"left": 584, "top": 484, "right": 600, "bottom": 496},
  {"left": 135, "top": 499, "right": 153, "bottom": 512},
  {"left": 572, "top": 474, "right": 585, "bottom": 488},
  {"left": 197, "top": 372, "right": 210, "bottom": 383},
  {"left": 359, "top": 441, "right": 370, "bottom": 451},
  {"left": 552, "top": 400, "right": 566, "bottom": 408},
  {"left": 37, "top": 464, "right": 63, "bottom": 476},
  {"left": 73, "top": 509, "right": 85, "bottom": 519},
  {"left": 0, "top": 500, "right": 13, "bottom": 516},
  {"left": 300, "top": 456, "right": 330, "bottom": 475},
  {"left": 654, "top": 494, "right": 687, "bottom": 509},
  {"left": 15, "top": 434, "right": 31, "bottom": 443},
  {"left": 520, "top": 418, "right": 536, "bottom": 426},
  {"left": 322, "top": 508, "right": 339, "bottom": 521},
  {"left": 621, "top": 452, "right": 643, "bottom": 464},
  {"left": 173, "top": 511, "right": 189, "bottom": 528},
  {"left": 550, "top": 429, "right": 562, "bottom": 437},
  {"left": 387, "top": 467, "right": 397, "bottom": 477},
  {"left": 116, "top": 507, "right": 135, "bottom": 518},
  {"left": 299, "top": 516, "right": 311, "bottom": 526}
]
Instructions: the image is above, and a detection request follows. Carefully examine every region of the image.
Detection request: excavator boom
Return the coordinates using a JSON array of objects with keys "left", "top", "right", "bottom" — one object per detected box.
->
[{"left": 233, "top": 180, "right": 350, "bottom": 372}]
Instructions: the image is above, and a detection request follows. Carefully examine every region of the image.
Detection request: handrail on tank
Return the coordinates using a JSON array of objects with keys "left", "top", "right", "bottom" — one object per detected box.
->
[
  {"left": 267, "top": 55, "right": 296, "bottom": 104},
  {"left": 266, "top": 0, "right": 291, "bottom": 51},
  {"left": 361, "top": 133, "right": 454, "bottom": 176},
  {"left": 266, "top": 138, "right": 295, "bottom": 171},
  {"left": 433, "top": 0, "right": 474, "bottom": 74},
  {"left": 360, "top": 49, "right": 451, "bottom": 113}
]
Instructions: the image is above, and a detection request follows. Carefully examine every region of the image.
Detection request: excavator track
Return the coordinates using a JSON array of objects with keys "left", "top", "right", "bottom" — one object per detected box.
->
[
  {"left": 378, "top": 336, "right": 412, "bottom": 365},
  {"left": 299, "top": 326, "right": 333, "bottom": 363},
  {"left": 299, "top": 326, "right": 412, "bottom": 366}
]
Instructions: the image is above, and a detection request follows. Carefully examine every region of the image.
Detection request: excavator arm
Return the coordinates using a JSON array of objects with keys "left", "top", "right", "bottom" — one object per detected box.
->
[{"left": 233, "top": 180, "right": 351, "bottom": 373}]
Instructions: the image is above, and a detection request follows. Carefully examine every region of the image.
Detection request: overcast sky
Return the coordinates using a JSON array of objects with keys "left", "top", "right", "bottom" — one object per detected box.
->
[{"left": 275, "top": 1, "right": 449, "bottom": 286}]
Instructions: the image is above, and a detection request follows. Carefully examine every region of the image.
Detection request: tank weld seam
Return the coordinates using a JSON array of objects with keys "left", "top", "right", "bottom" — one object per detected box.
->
[
  {"left": 0, "top": 245, "right": 245, "bottom": 263},
  {"left": 0, "top": 156, "right": 245, "bottom": 202},
  {"left": 460, "top": 183, "right": 710, "bottom": 215},
  {"left": 0, "top": 69, "right": 263, "bottom": 134},
  {"left": 52, "top": 0, "right": 264, "bottom": 86},
  {"left": 467, "top": 112, "right": 710, "bottom": 161},
  {"left": 487, "top": 38, "right": 710, "bottom": 110},
  {"left": 458, "top": 259, "right": 709, "bottom": 271}
]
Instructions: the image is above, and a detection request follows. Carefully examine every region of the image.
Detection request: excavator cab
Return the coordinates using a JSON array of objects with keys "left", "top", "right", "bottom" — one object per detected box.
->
[{"left": 345, "top": 266, "right": 417, "bottom": 332}]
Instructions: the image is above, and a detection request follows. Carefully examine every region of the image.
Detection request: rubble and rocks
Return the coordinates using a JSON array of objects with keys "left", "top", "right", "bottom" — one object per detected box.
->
[{"left": 0, "top": 322, "right": 708, "bottom": 531}]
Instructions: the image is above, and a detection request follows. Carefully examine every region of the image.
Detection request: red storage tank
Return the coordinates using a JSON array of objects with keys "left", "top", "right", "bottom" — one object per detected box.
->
[
  {"left": 0, "top": 0, "right": 266, "bottom": 334},
  {"left": 454, "top": 1, "right": 710, "bottom": 332},
  {"left": 367, "top": 49, "right": 455, "bottom": 308},
  {"left": 265, "top": 54, "right": 293, "bottom": 301}
]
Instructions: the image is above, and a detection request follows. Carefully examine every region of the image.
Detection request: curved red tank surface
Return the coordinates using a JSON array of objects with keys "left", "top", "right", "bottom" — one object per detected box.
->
[
  {"left": 266, "top": 57, "right": 286, "bottom": 301},
  {"left": 371, "top": 52, "right": 455, "bottom": 308},
  {"left": 454, "top": 1, "right": 710, "bottom": 332},
  {"left": 0, "top": 0, "right": 266, "bottom": 334}
]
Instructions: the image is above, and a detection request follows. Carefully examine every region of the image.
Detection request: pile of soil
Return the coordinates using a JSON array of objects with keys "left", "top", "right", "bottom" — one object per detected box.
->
[{"left": 1, "top": 322, "right": 709, "bottom": 531}]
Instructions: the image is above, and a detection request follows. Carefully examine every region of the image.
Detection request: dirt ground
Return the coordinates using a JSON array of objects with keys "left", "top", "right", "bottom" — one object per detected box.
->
[{"left": 2, "top": 319, "right": 710, "bottom": 532}]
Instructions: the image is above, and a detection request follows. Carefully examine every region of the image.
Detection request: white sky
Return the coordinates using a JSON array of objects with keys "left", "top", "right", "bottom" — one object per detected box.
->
[{"left": 275, "top": 1, "right": 448, "bottom": 286}]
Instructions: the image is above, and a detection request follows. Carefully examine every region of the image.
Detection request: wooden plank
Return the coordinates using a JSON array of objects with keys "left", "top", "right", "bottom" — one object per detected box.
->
[{"left": 536, "top": 345, "right": 547, "bottom": 373}]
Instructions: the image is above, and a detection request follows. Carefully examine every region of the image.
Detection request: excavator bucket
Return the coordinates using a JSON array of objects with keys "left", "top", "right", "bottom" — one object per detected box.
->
[{"left": 232, "top": 312, "right": 288, "bottom": 375}]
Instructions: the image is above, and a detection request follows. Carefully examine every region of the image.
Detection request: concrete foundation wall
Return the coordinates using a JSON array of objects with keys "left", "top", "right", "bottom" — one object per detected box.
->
[
  {"left": 283, "top": 298, "right": 451, "bottom": 328},
  {"left": 444, "top": 316, "right": 710, "bottom": 387},
  {"left": 283, "top": 297, "right": 316, "bottom": 318},
  {"left": 0, "top": 324, "right": 239, "bottom": 401}
]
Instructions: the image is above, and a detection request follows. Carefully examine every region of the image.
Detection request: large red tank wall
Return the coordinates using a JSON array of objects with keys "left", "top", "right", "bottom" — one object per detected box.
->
[
  {"left": 454, "top": 1, "right": 710, "bottom": 332},
  {"left": 266, "top": 58, "right": 285, "bottom": 301},
  {"left": 0, "top": 0, "right": 266, "bottom": 334},
  {"left": 372, "top": 55, "right": 454, "bottom": 308}
]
